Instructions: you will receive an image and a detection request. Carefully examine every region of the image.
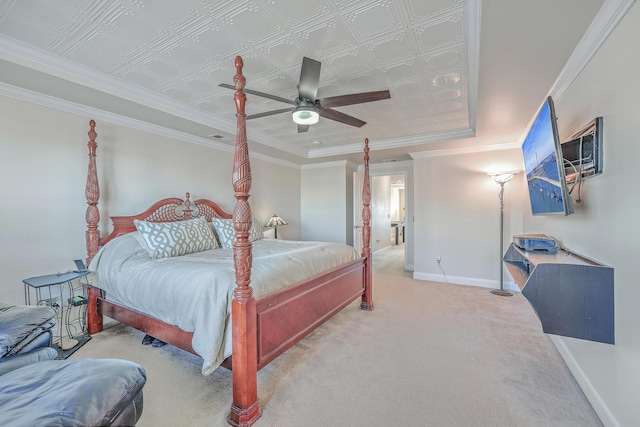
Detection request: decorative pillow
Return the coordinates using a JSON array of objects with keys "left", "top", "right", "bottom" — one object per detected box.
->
[
  {"left": 211, "top": 218, "right": 236, "bottom": 250},
  {"left": 134, "top": 217, "right": 217, "bottom": 259},
  {"left": 249, "top": 216, "right": 264, "bottom": 242},
  {"left": 212, "top": 216, "right": 263, "bottom": 249}
]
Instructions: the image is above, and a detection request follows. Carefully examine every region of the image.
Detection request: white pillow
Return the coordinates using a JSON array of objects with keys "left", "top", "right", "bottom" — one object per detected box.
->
[
  {"left": 134, "top": 217, "right": 217, "bottom": 259},
  {"left": 212, "top": 216, "right": 263, "bottom": 249}
]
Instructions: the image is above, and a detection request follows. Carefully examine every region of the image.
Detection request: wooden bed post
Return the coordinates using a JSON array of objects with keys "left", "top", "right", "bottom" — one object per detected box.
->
[
  {"left": 85, "top": 120, "right": 104, "bottom": 334},
  {"left": 228, "top": 56, "right": 261, "bottom": 427},
  {"left": 360, "top": 138, "right": 374, "bottom": 311},
  {"left": 85, "top": 120, "right": 100, "bottom": 268}
]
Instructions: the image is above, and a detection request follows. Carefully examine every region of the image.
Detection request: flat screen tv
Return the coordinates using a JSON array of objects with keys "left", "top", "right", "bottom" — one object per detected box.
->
[{"left": 521, "top": 96, "right": 574, "bottom": 215}]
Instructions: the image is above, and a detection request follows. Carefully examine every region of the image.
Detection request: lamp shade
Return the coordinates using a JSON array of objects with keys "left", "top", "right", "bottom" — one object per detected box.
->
[
  {"left": 487, "top": 172, "right": 517, "bottom": 184},
  {"left": 265, "top": 214, "right": 287, "bottom": 227}
]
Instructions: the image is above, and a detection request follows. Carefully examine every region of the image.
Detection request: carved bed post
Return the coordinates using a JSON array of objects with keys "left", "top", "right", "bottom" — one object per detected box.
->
[
  {"left": 85, "top": 120, "right": 104, "bottom": 334},
  {"left": 228, "top": 56, "right": 261, "bottom": 427},
  {"left": 360, "top": 138, "right": 374, "bottom": 310},
  {"left": 85, "top": 119, "right": 100, "bottom": 267}
]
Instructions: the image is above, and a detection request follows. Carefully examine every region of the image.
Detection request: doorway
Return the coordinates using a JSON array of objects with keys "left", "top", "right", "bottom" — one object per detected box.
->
[{"left": 353, "top": 171, "right": 408, "bottom": 270}]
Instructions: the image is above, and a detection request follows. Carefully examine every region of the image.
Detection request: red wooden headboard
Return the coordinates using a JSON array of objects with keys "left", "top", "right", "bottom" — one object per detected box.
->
[{"left": 98, "top": 193, "right": 232, "bottom": 249}]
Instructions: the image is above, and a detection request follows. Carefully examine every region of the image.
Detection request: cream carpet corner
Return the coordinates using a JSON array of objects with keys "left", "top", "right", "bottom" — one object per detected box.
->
[{"left": 72, "top": 246, "right": 601, "bottom": 426}]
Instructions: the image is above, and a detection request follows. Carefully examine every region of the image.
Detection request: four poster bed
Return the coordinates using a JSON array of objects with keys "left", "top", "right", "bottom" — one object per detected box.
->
[{"left": 84, "top": 56, "right": 373, "bottom": 426}]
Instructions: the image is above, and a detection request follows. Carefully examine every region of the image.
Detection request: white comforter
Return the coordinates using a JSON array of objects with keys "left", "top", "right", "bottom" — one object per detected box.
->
[{"left": 89, "top": 233, "right": 360, "bottom": 375}]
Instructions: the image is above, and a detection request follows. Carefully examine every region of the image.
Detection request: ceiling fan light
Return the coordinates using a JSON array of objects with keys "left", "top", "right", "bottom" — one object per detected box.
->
[{"left": 292, "top": 108, "right": 319, "bottom": 125}]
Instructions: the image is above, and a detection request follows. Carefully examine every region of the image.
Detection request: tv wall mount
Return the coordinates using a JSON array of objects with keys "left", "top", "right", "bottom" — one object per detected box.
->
[
  {"left": 561, "top": 116, "right": 603, "bottom": 203},
  {"left": 562, "top": 117, "right": 603, "bottom": 184}
]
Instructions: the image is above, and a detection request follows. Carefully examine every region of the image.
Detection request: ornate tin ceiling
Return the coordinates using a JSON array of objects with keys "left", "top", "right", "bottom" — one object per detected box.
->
[{"left": 0, "top": 0, "right": 608, "bottom": 164}]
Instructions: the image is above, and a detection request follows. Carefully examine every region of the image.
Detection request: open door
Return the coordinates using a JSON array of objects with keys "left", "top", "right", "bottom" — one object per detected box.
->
[{"left": 353, "top": 170, "right": 364, "bottom": 253}]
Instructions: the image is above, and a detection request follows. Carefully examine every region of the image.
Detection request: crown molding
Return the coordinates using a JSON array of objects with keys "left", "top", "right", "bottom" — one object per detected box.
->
[
  {"left": 300, "top": 160, "right": 351, "bottom": 170},
  {"left": 370, "top": 160, "right": 414, "bottom": 170},
  {"left": 357, "top": 159, "right": 414, "bottom": 173},
  {"left": 0, "top": 35, "right": 238, "bottom": 132},
  {"left": 307, "top": 127, "right": 476, "bottom": 158},
  {"left": 0, "top": 82, "right": 300, "bottom": 169},
  {"left": 550, "top": 0, "right": 636, "bottom": 101},
  {"left": 410, "top": 141, "right": 520, "bottom": 159},
  {"left": 0, "top": 35, "right": 324, "bottom": 160}
]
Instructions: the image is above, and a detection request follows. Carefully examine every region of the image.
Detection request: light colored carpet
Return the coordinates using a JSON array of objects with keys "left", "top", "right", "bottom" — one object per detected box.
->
[{"left": 72, "top": 245, "right": 601, "bottom": 426}]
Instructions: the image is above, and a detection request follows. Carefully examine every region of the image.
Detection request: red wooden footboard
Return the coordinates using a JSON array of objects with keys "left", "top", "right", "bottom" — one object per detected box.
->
[
  {"left": 256, "top": 258, "right": 365, "bottom": 369},
  {"left": 84, "top": 55, "right": 373, "bottom": 427}
]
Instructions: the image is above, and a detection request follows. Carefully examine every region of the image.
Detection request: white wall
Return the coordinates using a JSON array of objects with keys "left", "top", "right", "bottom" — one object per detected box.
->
[
  {"left": 300, "top": 162, "right": 348, "bottom": 243},
  {"left": 250, "top": 159, "right": 301, "bottom": 241},
  {"left": 412, "top": 149, "right": 525, "bottom": 289},
  {"left": 0, "top": 94, "right": 300, "bottom": 304},
  {"left": 522, "top": 3, "right": 640, "bottom": 425}
]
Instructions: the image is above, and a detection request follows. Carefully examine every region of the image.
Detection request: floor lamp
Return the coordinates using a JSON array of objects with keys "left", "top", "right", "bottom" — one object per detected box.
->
[{"left": 487, "top": 172, "right": 517, "bottom": 297}]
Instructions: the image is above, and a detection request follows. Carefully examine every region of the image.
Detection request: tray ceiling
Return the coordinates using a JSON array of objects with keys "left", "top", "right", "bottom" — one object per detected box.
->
[{"left": 0, "top": 0, "right": 608, "bottom": 164}]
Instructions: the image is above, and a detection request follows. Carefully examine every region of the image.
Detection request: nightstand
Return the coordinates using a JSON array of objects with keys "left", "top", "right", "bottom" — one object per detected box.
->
[{"left": 22, "top": 271, "right": 92, "bottom": 358}]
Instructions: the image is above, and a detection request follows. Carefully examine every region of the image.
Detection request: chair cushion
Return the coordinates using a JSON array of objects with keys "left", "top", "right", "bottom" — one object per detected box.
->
[
  {"left": 0, "top": 347, "right": 58, "bottom": 377},
  {"left": 0, "top": 303, "right": 56, "bottom": 357},
  {"left": 0, "top": 358, "right": 146, "bottom": 426}
]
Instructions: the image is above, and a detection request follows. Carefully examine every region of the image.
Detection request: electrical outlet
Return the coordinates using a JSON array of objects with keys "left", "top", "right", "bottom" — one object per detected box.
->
[{"left": 437, "top": 256, "right": 442, "bottom": 263}]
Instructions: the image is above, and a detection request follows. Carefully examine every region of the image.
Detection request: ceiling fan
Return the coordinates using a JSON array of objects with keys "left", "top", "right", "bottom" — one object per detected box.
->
[{"left": 220, "top": 57, "right": 391, "bottom": 133}]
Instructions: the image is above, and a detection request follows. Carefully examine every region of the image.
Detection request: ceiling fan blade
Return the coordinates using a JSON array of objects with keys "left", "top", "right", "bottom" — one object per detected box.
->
[
  {"left": 320, "top": 108, "right": 366, "bottom": 128},
  {"left": 246, "top": 107, "right": 293, "bottom": 120},
  {"left": 298, "top": 57, "right": 321, "bottom": 101},
  {"left": 319, "top": 90, "right": 391, "bottom": 108},
  {"left": 219, "top": 83, "right": 295, "bottom": 105},
  {"left": 297, "top": 124, "right": 310, "bottom": 133}
]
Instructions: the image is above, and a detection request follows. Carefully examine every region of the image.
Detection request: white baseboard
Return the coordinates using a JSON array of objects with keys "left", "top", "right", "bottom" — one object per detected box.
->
[
  {"left": 550, "top": 336, "right": 619, "bottom": 427},
  {"left": 412, "top": 272, "right": 520, "bottom": 292}
]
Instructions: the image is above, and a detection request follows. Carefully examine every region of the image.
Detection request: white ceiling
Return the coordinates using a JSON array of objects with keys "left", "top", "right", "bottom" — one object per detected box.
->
[{"left": 0, "top": 0, "right": 613, "bottom": 165}]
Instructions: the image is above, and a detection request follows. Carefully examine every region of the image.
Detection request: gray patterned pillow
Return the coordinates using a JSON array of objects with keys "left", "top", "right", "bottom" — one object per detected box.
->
[
  {"left": 250, "top": 216, "right": 264, "bottom": 242},
  {"left": 212, "top": 216, "right": 263, "bottom": 249},
  {"left": 134, "top": 217, "right": 217, "bottom": 259},
  {"left": 211, "top": 218, "right": 236, "bottom": 249}
]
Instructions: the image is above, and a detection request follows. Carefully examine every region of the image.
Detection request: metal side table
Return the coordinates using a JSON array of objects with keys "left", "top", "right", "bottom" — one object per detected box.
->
[{"left": 23, "top": 270, "right": 92, "bottom": 358}]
